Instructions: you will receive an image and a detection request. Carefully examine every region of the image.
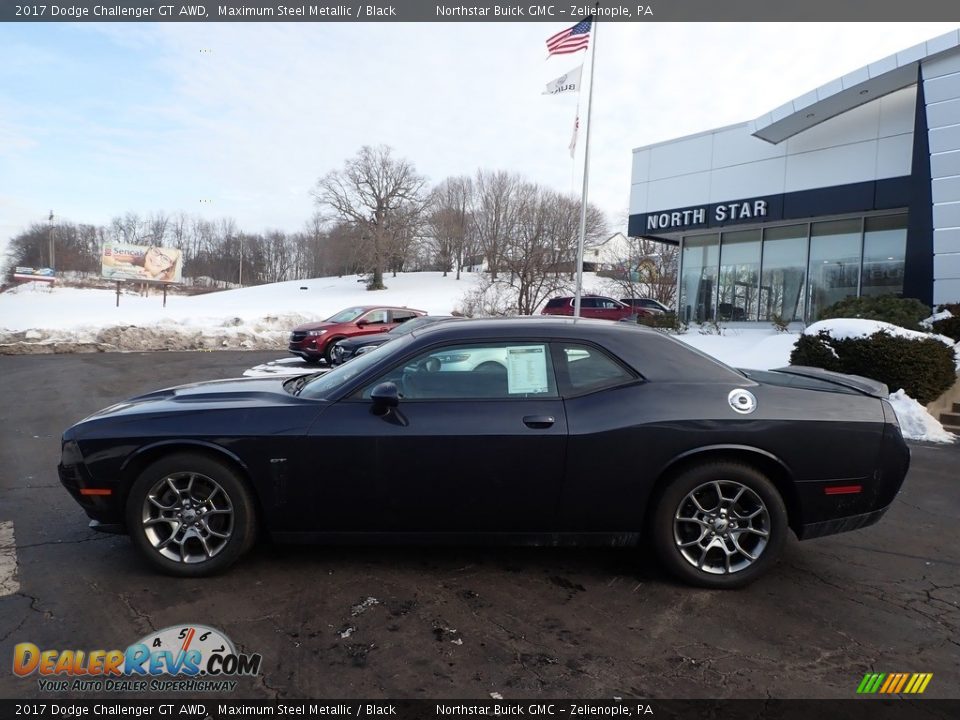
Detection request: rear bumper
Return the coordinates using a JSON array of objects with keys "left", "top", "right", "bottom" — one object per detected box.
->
[
  {"left": 796, "top": 506, "right": 890, "bottom": 540},
  {"left": 794, "top": 425, "right": 910, "bottom": 540}
]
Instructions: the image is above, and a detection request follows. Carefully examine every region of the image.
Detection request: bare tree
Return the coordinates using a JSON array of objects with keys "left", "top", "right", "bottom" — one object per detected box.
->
[
  {"left": 607, "top": 236, "right": 679, "bottom": 307},
  {"left": 472, "top": 170, "right": 521, "bottom": 280},
  {"left": 312, "top": 145, "right": 427, "bottom": 290},
  {"left": 459, "top": 180, "right": 607, "bottom": 316},
  {"left": 427, "top": 175, "right": 475, "bottom": 279}
]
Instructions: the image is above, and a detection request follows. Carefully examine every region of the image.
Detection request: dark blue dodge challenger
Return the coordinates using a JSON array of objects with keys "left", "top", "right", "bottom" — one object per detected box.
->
[{"left": 59, "top": 318, "right": 910, "bottom": 588}]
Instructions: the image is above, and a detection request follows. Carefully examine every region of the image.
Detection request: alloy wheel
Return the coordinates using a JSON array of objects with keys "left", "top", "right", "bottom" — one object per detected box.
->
[
  {"left": 673, "top": 479, "right": 771, "bottom": 575},
  {"left": 141, "top": 471, "right": 234, "bottom": 564}
]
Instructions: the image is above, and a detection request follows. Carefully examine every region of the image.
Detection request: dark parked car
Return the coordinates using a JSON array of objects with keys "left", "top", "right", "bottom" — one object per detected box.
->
[
  {"left": 330, "top": 315, "right": 456, "bottom": 365},
  {"left": 288, "top": 305, "right": 426, "bottom": 364},
  {"left": 621, "top": 298, "right": 673, "bottom": 315},
  {"left": 59, "top": 318, "right": 909, "bottom": 588},
  {"left": 541, "top": 295, "right": 640, "bottom": 321}
]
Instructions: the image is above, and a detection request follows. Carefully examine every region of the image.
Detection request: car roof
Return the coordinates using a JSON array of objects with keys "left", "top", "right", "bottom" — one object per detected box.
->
[
  {"left": 347, "top": 305, "right": 426, "bottom": 312},
  {"left": 405, "top": 317, "right": 742, "bottom": 383}
]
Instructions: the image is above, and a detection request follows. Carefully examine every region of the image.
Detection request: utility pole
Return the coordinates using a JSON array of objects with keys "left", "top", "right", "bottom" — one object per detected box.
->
[{"left": 48, "top": 210, "right": 55, "bottom": 269}]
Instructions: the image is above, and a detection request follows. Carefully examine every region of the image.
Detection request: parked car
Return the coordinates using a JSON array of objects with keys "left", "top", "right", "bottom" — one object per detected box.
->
[
  {"left": 541, "top": 295, "right": 638, "bottom": 321},
  {"left": 620, "top": 298, "right": 673, "bottom": 315},
  {"left": 59, "top": 318, "right": 909, "bottom": 588},
  {"left": 330, "top": 315, "right": 456, "bottom": 365},
  {"left": 288, "top": 306, "right": 426, "bottom": 364}
]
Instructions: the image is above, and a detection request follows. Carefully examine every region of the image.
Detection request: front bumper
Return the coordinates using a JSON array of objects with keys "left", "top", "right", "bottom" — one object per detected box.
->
[{"left": 58, "top": 459, "right": 124, "bottom": 525}]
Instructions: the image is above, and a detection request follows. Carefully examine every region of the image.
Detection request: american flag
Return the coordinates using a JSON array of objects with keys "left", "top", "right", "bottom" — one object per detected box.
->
[{"left": 546, "top": 18, "right": 592, "bottom": 58}]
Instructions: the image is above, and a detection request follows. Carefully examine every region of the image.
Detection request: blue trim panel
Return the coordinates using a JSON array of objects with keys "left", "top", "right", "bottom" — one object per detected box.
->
[{"left": 628, "top": 177, "right": 912, "bottom": 238}]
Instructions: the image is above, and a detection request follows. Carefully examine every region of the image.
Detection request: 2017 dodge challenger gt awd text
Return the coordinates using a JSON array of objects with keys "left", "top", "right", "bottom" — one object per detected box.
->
[{"left": 58, "top": 318, "right": 910, "bottom": 588}]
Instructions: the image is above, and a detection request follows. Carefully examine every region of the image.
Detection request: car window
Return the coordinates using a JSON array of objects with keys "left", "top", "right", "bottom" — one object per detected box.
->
[
  {"left": 555, "top": 343, "right": 636, "bottom": 395},
  {"left": 581, "top": 298, "right": 598, "bottom": 308},
  {"left": 362, "top": 343, "right": 558, "bottom": 400},
  {"left": 545, "top": 298, "right": 569, "bottom": 309},
  {"left": 325, "top": 307, "right": 365, "bottom": 323},
  {"left": 362, "top": 309, "right": 389, "bottom": 324},
  {"left": 297, "top": 335, "right": 417, "bottom": 399},
  {"left": 391, "top": 310, "right": 418, "bottom": 322}
]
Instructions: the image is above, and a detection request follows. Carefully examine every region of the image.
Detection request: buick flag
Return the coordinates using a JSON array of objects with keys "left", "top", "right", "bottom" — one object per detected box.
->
[{"left": 543, "top": 64, "right": 583, "bottom": 96}]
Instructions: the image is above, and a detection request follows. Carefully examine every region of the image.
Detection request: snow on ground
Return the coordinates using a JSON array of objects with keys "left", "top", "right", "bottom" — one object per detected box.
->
[
  {"left": 0, "top": 272, "right": 478, "bottom": 353},
  {"left": 0, "top": 272, "right": 955, "bottom": 442}
]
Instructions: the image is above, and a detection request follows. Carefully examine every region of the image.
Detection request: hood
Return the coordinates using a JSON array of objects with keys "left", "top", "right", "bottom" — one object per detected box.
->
[
  {"left": 292, "top": 320, "right": 337, "bottom": 332},
  {"left": 81, "top": 376, "right": 311, "bottom": 421}
]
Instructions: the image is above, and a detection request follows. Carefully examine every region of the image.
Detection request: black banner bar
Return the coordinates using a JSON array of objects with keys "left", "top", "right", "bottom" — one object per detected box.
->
[
  {"left": 2, "top": 700, "right": 960, "bottom": 720},
  {"left": 1, "top": 0, "right": 959, "bottom": 22}
]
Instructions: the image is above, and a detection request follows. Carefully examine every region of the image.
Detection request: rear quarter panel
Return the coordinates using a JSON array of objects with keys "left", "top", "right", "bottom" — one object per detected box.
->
[{"left": 558, "top": 380, "right": 885, "bottom": 530}]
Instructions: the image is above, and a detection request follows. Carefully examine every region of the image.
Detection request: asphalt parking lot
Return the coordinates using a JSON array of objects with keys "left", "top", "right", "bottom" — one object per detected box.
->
[{"left": 0, "top": 352, "right": 958, "bottom": 700}]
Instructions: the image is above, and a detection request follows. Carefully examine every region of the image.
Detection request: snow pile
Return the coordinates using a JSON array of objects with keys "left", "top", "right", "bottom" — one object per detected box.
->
[
  {"left": 920, "top": 307, "right": 953, "bottom": 328},
  {"left": 888, "top": 389, "right": 957, "bottom": 444},
  {"left": 805, "top": 317, "right": 956, "bottom": 347},
  {"left": 676, "top": 329, "right": 799, "bottom": 371}
]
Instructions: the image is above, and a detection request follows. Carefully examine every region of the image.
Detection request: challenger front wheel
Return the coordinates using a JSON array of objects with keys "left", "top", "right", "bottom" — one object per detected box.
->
[{"left": 126, "top": 452, "right": 257, "bottom": 577}]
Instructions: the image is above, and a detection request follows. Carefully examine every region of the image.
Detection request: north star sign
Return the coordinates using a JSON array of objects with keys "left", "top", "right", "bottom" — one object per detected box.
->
[{"left": 646, "top": 199, "right": 770, "bottom": 231}]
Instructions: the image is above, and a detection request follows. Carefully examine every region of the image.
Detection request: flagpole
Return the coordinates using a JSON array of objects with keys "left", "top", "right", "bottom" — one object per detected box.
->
[{"left": 572, "top": 12, "right": 598, "bottom": 319}]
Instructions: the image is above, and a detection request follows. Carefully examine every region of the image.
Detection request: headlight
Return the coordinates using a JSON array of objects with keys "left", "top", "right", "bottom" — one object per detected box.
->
[
  {"left": 61, "top": 440, "right": 84, "bottom": 466},
  {"left": 306, "top": 329, "right": 327, "bottom": 337},
  {"left": 354, "top": 346, "right": 371, "bottom": 356},
  {"left": 437, "top": 353, "right": 471, "bottom": 363}
]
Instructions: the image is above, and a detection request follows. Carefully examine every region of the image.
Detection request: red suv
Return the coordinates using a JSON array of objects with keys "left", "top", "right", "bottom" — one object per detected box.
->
[
  {"left": 289, "top": 306, "right": 426, "bottom": 363},
  {"left": 541, "top": 295, "right": 641, "bottom": 321}
]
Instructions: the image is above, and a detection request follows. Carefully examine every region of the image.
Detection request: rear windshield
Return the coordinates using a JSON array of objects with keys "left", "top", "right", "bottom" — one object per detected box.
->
[{"left": 545, "top": 298, "right": 569, "bottom": 308}]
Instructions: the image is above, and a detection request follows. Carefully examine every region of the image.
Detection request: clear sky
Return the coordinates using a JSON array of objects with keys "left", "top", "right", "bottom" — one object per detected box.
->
[{"left": 1, "top": 21, "right": 958, "bottom": 260}]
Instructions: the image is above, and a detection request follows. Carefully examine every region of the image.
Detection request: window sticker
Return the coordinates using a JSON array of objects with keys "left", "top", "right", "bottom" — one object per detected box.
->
[{"left": 506, "top": 346, "right": 549, "bottom": 394}]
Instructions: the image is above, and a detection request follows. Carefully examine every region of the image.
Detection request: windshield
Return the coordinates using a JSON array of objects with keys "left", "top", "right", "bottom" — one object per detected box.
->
[
  {"left": 388, "top": 316, "right": 437, "bottom": 336},
  {"left": 324, "top": 307, "right": 366, "bottom": 323},
  {"left": 297, "top": 333, "right": 416, "bottom": 399}
]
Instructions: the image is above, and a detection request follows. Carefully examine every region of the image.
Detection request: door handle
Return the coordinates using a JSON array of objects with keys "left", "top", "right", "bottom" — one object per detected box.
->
[{"left": 523, "top": 415, "right": 555, "bottom": 429}]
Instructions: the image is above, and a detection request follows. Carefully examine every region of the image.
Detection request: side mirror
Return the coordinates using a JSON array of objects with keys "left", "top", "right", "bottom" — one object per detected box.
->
[
  {"left": 356, "top": 319, "right": 368, "bottom": 327},
  {"left": 370, "top": 382, "right": 399, "bottom": 413}
]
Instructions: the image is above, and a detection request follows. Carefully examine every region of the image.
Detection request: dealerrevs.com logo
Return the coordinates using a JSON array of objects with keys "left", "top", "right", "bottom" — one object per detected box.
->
[{"left": 13, "top": 624, "right": 262, "bottom": 692}]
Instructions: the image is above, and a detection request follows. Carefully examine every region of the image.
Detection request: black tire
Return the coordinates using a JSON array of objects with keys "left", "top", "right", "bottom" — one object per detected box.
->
[
  {"left": 323, "top": 337, "right": 346, "bottom": 365},
  {"left": 125, "top": 452, "right": 257, "bottom": 577},
  {"left": 651, "top": 462, "right": 787, "bottom": 589}
]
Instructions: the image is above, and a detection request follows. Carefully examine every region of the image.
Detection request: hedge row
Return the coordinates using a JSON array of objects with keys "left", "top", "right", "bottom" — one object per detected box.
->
[{"left": 790, "top": 330, "right": 956, "bottom": 405}]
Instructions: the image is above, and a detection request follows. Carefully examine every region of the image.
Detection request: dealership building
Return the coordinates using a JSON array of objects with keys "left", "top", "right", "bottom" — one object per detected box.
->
[{"left": 628, "top": 30, "right": 960, "bottom": 323}]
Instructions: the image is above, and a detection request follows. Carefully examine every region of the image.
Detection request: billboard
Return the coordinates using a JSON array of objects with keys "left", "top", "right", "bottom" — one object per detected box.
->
[{"left": 101, "top": 243, "right": 183, "bottom": 284}]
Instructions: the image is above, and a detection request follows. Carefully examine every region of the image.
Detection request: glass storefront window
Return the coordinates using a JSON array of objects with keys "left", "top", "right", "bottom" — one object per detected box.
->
[
  {"left": 861, "top": 214, "right": 907, "bottom": 297},
  {"left": 758, "top": 225, "right": 808, "bottom": 322},
  {"left": 679, "top": 233, "right": 719, "bottom": 323},
  {"left": 675, "top": 211, "right": 909, "bottom": 323},
  {"left": 718, "top": 229, "right": 761, "bottom": 321},
  {"left": 807, "top": 219, "right": 862, "bottom": 321}
]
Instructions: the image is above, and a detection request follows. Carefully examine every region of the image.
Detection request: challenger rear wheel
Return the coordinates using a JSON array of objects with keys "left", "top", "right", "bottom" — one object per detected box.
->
[
  {"left": 126, "top": 452, "right": 257, "bottom": 577},
  {"left": 652, "top": 462, "right": 787, "bottom": 589}
]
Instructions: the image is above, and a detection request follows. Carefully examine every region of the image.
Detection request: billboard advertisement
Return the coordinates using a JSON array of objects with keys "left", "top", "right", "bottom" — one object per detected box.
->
[{"left": 101, "top": 243, "right": 183, "bottom": 284}]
